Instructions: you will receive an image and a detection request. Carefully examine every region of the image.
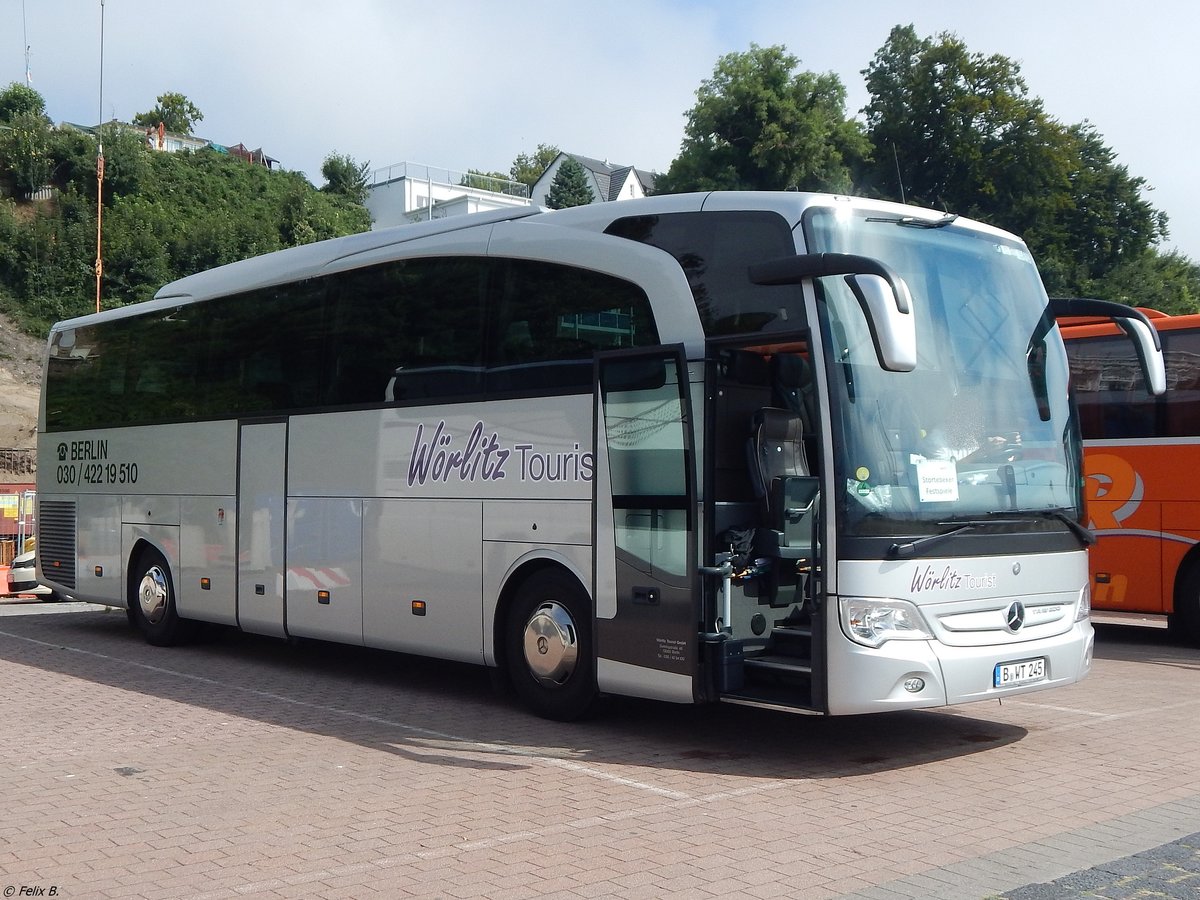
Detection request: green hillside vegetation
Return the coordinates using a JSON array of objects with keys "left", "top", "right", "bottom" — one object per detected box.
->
[{"left": 0, "top": 89, "right": 370, "bottom": 335}]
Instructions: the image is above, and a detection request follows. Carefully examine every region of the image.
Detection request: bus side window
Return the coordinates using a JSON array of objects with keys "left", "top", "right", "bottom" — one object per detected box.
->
[
  {"left": 486, "top": 259, "right": 658, "bottom": 395},
  {"left": 45, "top": 325, "right": 124, "bottom": 430},
  {"left": 1164, "top": 330, "right": 1200, "bottom": 437},
  {"left": 330, "top": 258, "right": 487, "bottom": 406},
  {"left": 1066, "top": 334, "right": 1155, "bottom": 440}
]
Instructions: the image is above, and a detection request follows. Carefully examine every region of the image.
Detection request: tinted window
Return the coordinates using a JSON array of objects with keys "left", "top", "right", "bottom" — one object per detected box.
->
[
  {"left": 1067, "top": 334, "right": 1151, "bottom": 439},
  {"left": 45, "top": 321, "right": 131, "bottom": 430},
  {"left": 45, "top": 281, "right": 328, "bottom": 429},
  {"left": 1163, "top": 329, "right": 1200, "bottom": 437},
  {"left": 1066, "top": 333, "right": 1156, "bottom": 439},
  {"left": 486, "top": 259, "right": 658, "bottom": 394},
  {"left": 605, "top": 210, "right": 803, "bottom": 336},
  {"left": 45, "top": 256, "right": 659, "bottom": 430},
  {"left": 207, "top": 280, "right": 327, "bottom": 415},
  {"left": 329, "top": 257, "right": 487, "bottom": 405},
  {"left": 1068, "top": 328, "right": 1200, "bottom": 440}
]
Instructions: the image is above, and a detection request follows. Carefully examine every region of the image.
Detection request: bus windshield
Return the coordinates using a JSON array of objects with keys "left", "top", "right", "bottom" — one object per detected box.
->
[{"left": 806, "top": 206, "right": 1081, "bottom": 539}]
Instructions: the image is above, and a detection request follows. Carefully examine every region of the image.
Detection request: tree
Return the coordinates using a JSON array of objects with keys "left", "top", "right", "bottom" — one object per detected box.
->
[
  {"left": 0, "top": 111, "right": 54, "bottom": 195},
  {"left": 655, "top": 44, "right": 869, "bottom": 194},
  {"left": 133, "top": 92, "right": 204, "bottom": 135},
  {"left": 1050, "top": 123, "right": 1169, "bottom": 286},
  {"left": 862, "top": 26, "right": 1054, "bottom": 213},
  {"left": 0, "top": 82, "right": 46, "bottom": 122},
  {"left": 1075, "top": 250, "right": 1200, "bottom": 315},
  {"left": 320, "top": 152, "right": 370, "bottom": 206},
  {"left": 510, "top": 143, "right": 560, "bottom": 188},
  {"left": 545, "top": 157, "right": 593, "bottom": 209},
  {"left": 97, "top": 125, "right": 150, "bottom": 201},
  {"left": 861, "top": 25, "right": 1168, "bottom": 295}
]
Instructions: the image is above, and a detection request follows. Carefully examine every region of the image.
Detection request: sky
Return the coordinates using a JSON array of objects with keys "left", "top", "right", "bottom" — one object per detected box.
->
[{"left": 4, "top": 0, "right": 1198, "bottom": 258}]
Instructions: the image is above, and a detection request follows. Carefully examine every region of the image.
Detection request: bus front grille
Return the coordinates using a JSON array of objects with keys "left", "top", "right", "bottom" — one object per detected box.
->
[{"left": 37, "top": 500, "right": 77, "bottom": 589}]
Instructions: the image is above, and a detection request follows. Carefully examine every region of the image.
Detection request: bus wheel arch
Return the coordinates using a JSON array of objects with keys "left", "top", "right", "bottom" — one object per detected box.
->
[
  {"left": 497, "top": 562, "right": 597, "bottom": 720},
  {"left": 1169, "top": 550, "right": 1200, "bottom": 646},
  {"left": 126, "top": 542, "right": 198, "bottom": 647}
]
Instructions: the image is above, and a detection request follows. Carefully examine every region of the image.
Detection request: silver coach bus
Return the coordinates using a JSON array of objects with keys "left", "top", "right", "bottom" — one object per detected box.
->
[{"left": 36, "top": 192, "right": 1163, "bottom": 719}]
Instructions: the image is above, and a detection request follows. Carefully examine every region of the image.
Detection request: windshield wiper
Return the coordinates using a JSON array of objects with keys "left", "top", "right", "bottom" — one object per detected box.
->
[
  {"left": 886, "top": 514, "right": 1028, "bottom": 559},
  {"left": 866, "top": 214, "right": 959, "bottom": 229},
  {"left": 1036, "top": 509, "right": 1096, "bottom": 546},
  {"left": 888, "top": 523, "right": 977, "bottom": 559},
  {"left": 983, "top": 508, "right": 1095, "bottom": 545},
  {"left": 887, "top": 509, "right": 1094, "bottom": 559}
]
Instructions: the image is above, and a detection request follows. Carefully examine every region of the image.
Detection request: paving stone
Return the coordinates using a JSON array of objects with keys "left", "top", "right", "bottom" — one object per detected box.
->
[{"left": 2, "top": 607, "right": 1199, "bottom": 899}]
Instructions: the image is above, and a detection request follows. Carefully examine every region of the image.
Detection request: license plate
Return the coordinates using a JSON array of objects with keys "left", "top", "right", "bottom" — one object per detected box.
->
[{"left": 993, "top": 657, "right": 1046, "bottom": 688}]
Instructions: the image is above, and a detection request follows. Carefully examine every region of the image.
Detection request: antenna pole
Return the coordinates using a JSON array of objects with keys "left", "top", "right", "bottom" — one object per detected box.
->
[
  {"left": 21, "top": 0, "right": 31, "bottom": 85},
  {"left": 892, "top": 142, "right": 906, "bottom": 205},
  {"left": 95, "top": 0, "right": 105, "bottom": 313}
]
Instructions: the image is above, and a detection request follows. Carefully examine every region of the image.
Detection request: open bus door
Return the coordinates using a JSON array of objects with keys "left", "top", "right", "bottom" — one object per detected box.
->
[{"left": 592, "top": 347, "right": 700, "bottom": 704}]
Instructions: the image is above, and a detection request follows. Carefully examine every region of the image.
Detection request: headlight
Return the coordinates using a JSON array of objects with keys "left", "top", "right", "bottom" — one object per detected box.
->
[
  {"left": 1075, "top": 583, "right": 1091, "bottom": 623},
  {"left": 840, "top": 597, "right": 934, "bottom": 648}
]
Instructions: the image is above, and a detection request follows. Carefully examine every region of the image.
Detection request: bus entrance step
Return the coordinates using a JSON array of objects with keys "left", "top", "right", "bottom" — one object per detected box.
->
[
  {"left": 768, "top": 626, "right": 812, "bottom": 657},
  {"left": 744, "top": 654, "right": 812, "bottom": 675},
  {"left": 774, "top": 623, "right": 812, "bottom": 637}
]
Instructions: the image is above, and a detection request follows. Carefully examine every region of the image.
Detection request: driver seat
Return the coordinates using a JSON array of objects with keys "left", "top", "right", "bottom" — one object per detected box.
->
[
  {"left": 749, "top": 408, "right": 817, "bottom": 558},
  {"left": 750, "top": 408, "right": 808, "bottom": 504}
]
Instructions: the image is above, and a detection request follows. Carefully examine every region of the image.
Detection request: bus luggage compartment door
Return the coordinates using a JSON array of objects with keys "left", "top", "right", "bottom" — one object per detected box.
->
[{"left": 237, "top": 421, "right": 288, "bottom": 637}]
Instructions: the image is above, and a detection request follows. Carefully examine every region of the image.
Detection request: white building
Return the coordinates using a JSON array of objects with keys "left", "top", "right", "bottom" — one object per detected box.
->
[
  {"left": 364, "top": 154, "right": 658, "bottom": 229},
  {"left": 365, "top": 162, "right": 530, "bottom": 229}
]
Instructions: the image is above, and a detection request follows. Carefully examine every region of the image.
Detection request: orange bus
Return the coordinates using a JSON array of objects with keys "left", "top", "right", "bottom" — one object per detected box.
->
[{"left": 1060, "top": 307, "right": 1200, "bottom": 644}]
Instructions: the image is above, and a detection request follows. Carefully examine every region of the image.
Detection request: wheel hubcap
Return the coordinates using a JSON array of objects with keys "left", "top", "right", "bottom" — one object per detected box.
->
[
  {"left": 138, "top": 566, "right": 169, "bottom": 625},
  {"left": 522, "top": 601, "right": 578, "bottom": 686}
]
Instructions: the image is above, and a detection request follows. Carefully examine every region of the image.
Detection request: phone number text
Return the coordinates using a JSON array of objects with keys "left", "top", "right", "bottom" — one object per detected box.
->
[{"left": 56, "top": 462, "right": 139, "bottom": 486}]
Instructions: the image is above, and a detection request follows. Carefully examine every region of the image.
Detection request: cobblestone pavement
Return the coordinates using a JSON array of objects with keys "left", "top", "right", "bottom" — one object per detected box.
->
[
  {"left": 999, "top": 832, "right": 1200, "bottom": 899},
  {"left": 2, "top": 599, "right": 1198, "bottom": 899}
]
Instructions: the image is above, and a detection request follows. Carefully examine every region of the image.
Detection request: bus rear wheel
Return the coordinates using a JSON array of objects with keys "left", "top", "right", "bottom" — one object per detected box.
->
[
  {"left": 505, "top": 570, "right": 597, "bottom": 721},
  {"left": 128, "top": 549, "right": 197, "bottom": 647},
  {"left": 1169, "top": 568, "right": 1200, "bottom": 647}
]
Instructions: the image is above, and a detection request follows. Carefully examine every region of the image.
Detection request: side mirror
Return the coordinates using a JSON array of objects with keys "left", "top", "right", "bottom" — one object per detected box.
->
[
  {"left": 1050, "top": 298, "right": 1166, "bottom": 396},
  {"left": 749, "top": 253, "right": 916, "bottom": 372},
  {"left": 1115, "top": 316, "right": 1166, "bottom": 396},
  {"left": 843, "top": 273, "right": 916, "bottom": 372}
]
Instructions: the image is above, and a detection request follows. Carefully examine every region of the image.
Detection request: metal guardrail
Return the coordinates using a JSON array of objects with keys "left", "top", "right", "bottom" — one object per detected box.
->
[
  {"left": 369, "top": 161, "right": 530, "bottom": 199},
  {"left": 0, "top": 449, "right": 35, "bottom": 475}
]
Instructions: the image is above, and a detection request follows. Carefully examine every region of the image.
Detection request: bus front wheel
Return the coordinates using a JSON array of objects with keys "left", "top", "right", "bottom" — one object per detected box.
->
[
  {"left": 505, "top": 570, "right": 597, "bottom": 721},
  {"left": 128, "top": 549, "right": 197, "bottom": 647}
]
